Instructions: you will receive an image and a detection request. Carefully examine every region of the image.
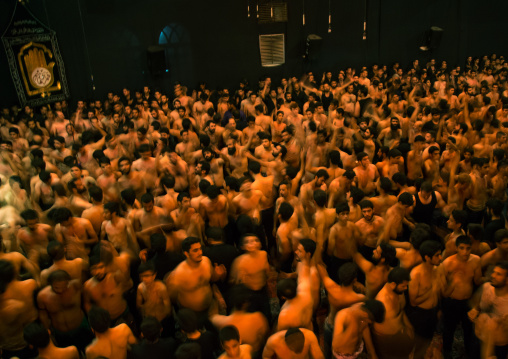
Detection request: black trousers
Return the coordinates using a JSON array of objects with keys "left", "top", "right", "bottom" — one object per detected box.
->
[{"left": 442, "top": 297, "right": 473, "bottom": 358}]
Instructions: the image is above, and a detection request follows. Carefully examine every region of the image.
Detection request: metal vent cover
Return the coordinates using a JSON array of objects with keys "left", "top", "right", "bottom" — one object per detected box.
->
[{"left": 259, "top": 34, "right": 285, "bottom": 67}]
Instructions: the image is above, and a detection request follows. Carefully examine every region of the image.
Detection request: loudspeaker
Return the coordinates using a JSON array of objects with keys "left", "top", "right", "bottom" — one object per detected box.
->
[
  {"left": 147, "top": 46, "right": 166, "bottom": 75},
  {"left": 429, "top": 26, "right": 443, "bottom": 49}
]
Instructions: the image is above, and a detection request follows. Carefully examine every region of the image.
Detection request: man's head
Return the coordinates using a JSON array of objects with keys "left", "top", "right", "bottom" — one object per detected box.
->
[
  {"left": 447, "top": 209, "right": 467, "bottom": 232},
  {"left": 181, "top": 237, "right": 202, "bottom": 263},
  {"left": 23, "top": 322, "right": 51, "bottom": 349},
  {"left": 361, "top": 299, "right": 386, "bottom": 323},
  {"left": 88, "top": 306, "right": 111, "bottom": 334},
  {"left": 494, "top": 229, "right": 508, "bottom": 254},
  {"left": 118, "top": 156, "right": 131, "bottom": 175},
  {"left": 455, "top": 235, "right": 472, "bottom": 261},
  {"left": 284, "top": 328, "right": 305, "bottom": 354},
  {"left": 21, "top": 209, "right": 39, "bottom": 231},
  {"left": 220, "top": 325, "right": 242, "bottom": 358},
  {"left": 138, "top": 261, "right": 156, "bottom": 286},
  {"left": 141, "top": 193, "right": 154, "bottom": 212},
  {"left": 277, "top": 278, "right": 297, "bottom": 301},
  {"left": 295, "top": 239, "right": 316, "bottom": 263},
  {"left": 47, "top": 269, "right": 71, "bottom": 296},
  {"left": 491, "top": 261, "right": 508, "bottom": 289},
  {"left": 241, "top": 234, "right": 261, "bottom": 252},
  {"left": 418, "top": 240, "right": 442, "bottom": 266},
  {"left": 359, "top": 199, "right": 374, "bottom": 221},
  {"left": 372, "top": 243, "right": 398, "bottom": 267},
  {"left": 140, "top": 316, "right": 162, "bottom": 342},
  {"left": 335, "top": 201, "right": 350, "bottom": 222},
  {"left": 338, "top": 262, "right": 359, "bottom": 286},
  {"left": 387, "top": 267, "right": 410, "bottom": 294}
]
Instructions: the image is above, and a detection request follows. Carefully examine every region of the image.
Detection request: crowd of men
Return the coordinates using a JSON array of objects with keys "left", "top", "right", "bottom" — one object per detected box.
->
[{"left": 0, "top": 53, "right": 508, "bottom": 359}]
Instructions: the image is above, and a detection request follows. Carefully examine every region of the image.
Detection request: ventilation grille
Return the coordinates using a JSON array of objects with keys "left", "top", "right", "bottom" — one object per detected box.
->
[
  {"left": 258, "top": 1, "right": 288, "bottom": 23},
  {"left": 259, "top": 34, "right": 285, "bottom": 67}
]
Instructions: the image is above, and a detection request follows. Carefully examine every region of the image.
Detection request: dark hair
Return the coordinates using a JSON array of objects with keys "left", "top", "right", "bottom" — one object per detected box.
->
[
  {"left": 487, "top": 198, "right": 504, "bottom": 216},
  {"left": 409, "top": 228, "right": 430, "bottom": 249},
  {"left": 456, "top": 235, "right": 472, "bottom": 247},
  {"left": 467, "top": 223, "right": 484, "bottom": 242},
  {"left": 387, "top": 266, "right": 410, "bottom": 284},
  {"left": 21, "top": 209, "right": 38, "bottom": 221},
  {"left": 495, "top": 261, "right": 508, "bottom": 272},
  {"left": 419, "top": 240, "right": 442, "bottom": 262},
  {"left": 88, "top": 186, "right": 103, "bottom": 202},
  {"left": 316, "top": 169, "right": 330, "bottom": 180},
  {"left": 380, "top": 242, "right": 398, "bottom": 267},
  {"left": 313, "top": 190, "right": 327, "bottom": 207},
  {"left": 140, "top": 316, "right": 162, "bottom": 342},
  {"left": 47, "top": 240, "right": 65, "bottom": 260},
  {"left": 362, "top": 299, "right": 385, "bottom": 323},
  {"left": 175, "top": 343, "right": 201, "bottom": 359},
  {"left": 48, "top": 269, "right": 71, "bottom": 285},
  {"left": 359, "top": 199, "right": 374, "bottom": 209},
  {"left": 338, "top": 262, "right": 359, "bottom": 286},
  {"left": 161, "top": 175, "right": 175, "bottom": 189},
  {"left": 494, "top": 229, "right": 508, "bottom": 244},
  {"left": 181, "top": 237, "right": 200, "bottom": 253},
  {"left": 277, "top": 278, "right": 297, "bottom": 300},
  {"left": 138, "top": 261, "right": 156, "bottom": 275},
  {"left": 0, "top": 259, "right": 15, "bottom": 294},
  {"left": 88, "top": 306, "right": 111, "bottom": 333},
  {"left": 279, "top": 202, "right": 294, "bottom": 221},
  {"left": 219, "top": 325, "right": 240, "bottom": 344},
  {"left": 392, "top": 172, "right": 407, "bottom": 186},
  {"left": 379, "top": 177, "right": 392, "bottom": 193},
  {"left": 248, "top": 160, "right": 261, "bottom": 174},
  {"left": 121, "top": 188, "right": 137, "bottom": 206},
  {"left": 176, "top": 308, "right": 198, "bottom": 333},
  {"left": 53, "top": 207, "right": 73, "bottom": 224},
  {"left": 450, "top": 209, "right": 467, "bottom": 228},
  {"left": 104, "top": 201, "right": 120, "bottom": 215},
  {"left": 336, "top": 201, "right": 350, "bottom": 215},
  {"left": 398, "top": 192, "right": 414, "bottom": 206},
  {"left": 206, "top": 185, "right": 220, "bottom": 199},
  {"left": 141, "top": 192, "right": 154, "bottom": 204},
  {"left": 177, "top": 192, "right": 190, "bottom": 203},
  {"left": 299, "top": 239, "right": 316, "bottom": 256},
  {"left": 230, "top": 284, "right": 252, "bottom": 310},
  {"left": 23, "top": 322, "right": 50, "bottom": 348},
  {"left": 199, "top": 179, "right": 211, "bottom": 194}
]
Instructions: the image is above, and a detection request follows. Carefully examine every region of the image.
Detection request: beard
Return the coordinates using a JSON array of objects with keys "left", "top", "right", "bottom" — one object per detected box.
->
[
  {"left": 228, "top": 147, "right": 236, "bottom": 155},
  {"left": 391, "top": 124, "right": 400, "bottom": 131}
]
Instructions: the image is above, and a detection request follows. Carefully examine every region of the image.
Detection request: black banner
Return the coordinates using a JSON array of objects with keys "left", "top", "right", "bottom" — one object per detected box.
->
[{"left": 1, "top": 2, "right": 70, "bottom": 107}]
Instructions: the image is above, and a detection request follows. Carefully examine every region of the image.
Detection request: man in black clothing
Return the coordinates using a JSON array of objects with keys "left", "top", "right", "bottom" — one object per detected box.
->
[
  {"left": 484, "top": 198, "right": 506, "bottom": 247},
  {"left": 128, "top": 317, "right": 176, "bottom": 359},
  {"left": 175, "top": 309, "right": 220, "bottom": 359},
  {"left": 145, "top": 233, "right": 185, "bottom": 281}
]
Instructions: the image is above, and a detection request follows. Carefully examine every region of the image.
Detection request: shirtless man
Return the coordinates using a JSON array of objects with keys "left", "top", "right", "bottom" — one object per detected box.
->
[
  {"left": 101, "top": 201, "right": 138, "bottom": 253},
  {"left": 159, "top": 150, "right": 189, "bottom": 192},
  {"left": 40, "top": 241, "right": 85, "bottom": 286},
  {"left": 233, "top": 177, "right": 265, "bottom": 225},
  {"left": 468, "top": 261, "right": 508, "bottom": 359},
  {"left": 406, "top": 135, "right": 425, "bottom": 183},
  {"left": 133, "top": 193, "right": 171, "bottom": 247},
  {"left": 0, "top": 259, "right": 38, "bottom": 358},
  {"left": 132, "top": 144, "right": 158, "bottom": 191},
  {"left": 299, "top": 169, "right": 328, "bottom": 225},
  {"left": 440, "top": 235, "right": 482, "bottom": 358},
  {"left": 480, "top": 229, "right": 508, "bottom": 272},
  {"left": 54, "top": 207, "right": 98, "bottom": 260},
  {"left": 372, "top": 267, "right": 414, "bottom": 359},
  {"left": 136, "top": 261, "right": 171, "bottom": 326},
  {"left": 17, "top": 209, "right": 52, "bottom": 260},
  {"left": 97, "top": 157, "right": 121, "bottom": 202},
  {"left": 316, "top": 262, "right": 366, "bottom": 359},
  {"left": 332, "top": 300, "right": 385, "bottom": 359},
  {"left": 423, "top": 146, "right": 441, "bottom": 185},
  {"left": 38, "top": 270, "right": 94, "bottom": 352},
  {"left": 23, "top": 322, "right": 79, "bottom": 359},
  {"left": 117, "top": 156, "right": 146, "bottom": 200},
  {"left": 379, "top": 193, "right": 414, "bottom": 244},
  {"left": 171, "top": 192, "right": 201, "bottom": 242},
  {"left": 326, "top": 202, "right": 363, "bottom": 283},
  {"left": 84, "top": 254, "right": 134, "bottom": 329},
  {"left": 81, "top": 186, "right": 104, "bottom": 237},
  {"left": 155, "top": 175, "right": 179, "bottom": 215},
  {"left": 166, "top": 237, "right": 225, "bottom": 327},
  {"left": 276, "top": 203, "right": 297, "bottom": 273},
  {"left": 222, "top": 137, "right": 249, "bottom": 178},
  {"left": 200, "top": 185, "right": 229, "bottom": 229},
  {"left": 277, "top": 255, "right": 313, "bottom": 331},
  {"left": 313, "top": 190, "right": 337, "bottom": 255},
  {"left": 353, "top": 152, "right": 379, "bottom": 195},
  {"left": 370, "top": 178, "right": 397, "bottom": 218},
  {"left": 254, "top": 104, "right": 271, "bottom": 132},
  {"left": 466, "top": 157, "right": 489, "bottom": 224},
  {"left": 355, "top": 200, "right": 385, "bottom": 262},
  {"left": 262, "top": 327, "right": 324, "bottom": 359},
  {"left": 407, "top": 240, "right": 443, "bottom": 359},
  {"left": 85, "top": 306, "right": 137, "bottom": 359}
]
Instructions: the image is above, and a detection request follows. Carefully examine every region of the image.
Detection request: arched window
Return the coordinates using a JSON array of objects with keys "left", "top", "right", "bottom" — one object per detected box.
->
[{"left": 158, "top": 24, "right": 193, "bottom": 84}]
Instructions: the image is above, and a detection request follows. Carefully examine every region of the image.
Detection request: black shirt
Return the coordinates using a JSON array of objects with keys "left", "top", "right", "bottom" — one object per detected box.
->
[{"left": 128, "top": 337, "right": 176, "bottom": 359}]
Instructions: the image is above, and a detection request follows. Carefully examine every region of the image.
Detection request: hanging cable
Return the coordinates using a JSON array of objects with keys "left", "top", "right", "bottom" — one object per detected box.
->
[
  {"left": 247, "top": 0, "right": 250, "bottom": 17},
  {"left": 76, "top": 0, "right": 95, "bottom": 92},
  {"left": 328, "top": 0, "right": 331, "bottom": 33},
  {"left": 302, "top": 0, "right": 305, "bottom": 25}
]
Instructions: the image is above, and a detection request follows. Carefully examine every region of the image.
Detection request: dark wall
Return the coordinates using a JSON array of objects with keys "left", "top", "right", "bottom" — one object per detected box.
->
[{"left": 1, "top": 0, "right": 507, "bottom": 107}]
